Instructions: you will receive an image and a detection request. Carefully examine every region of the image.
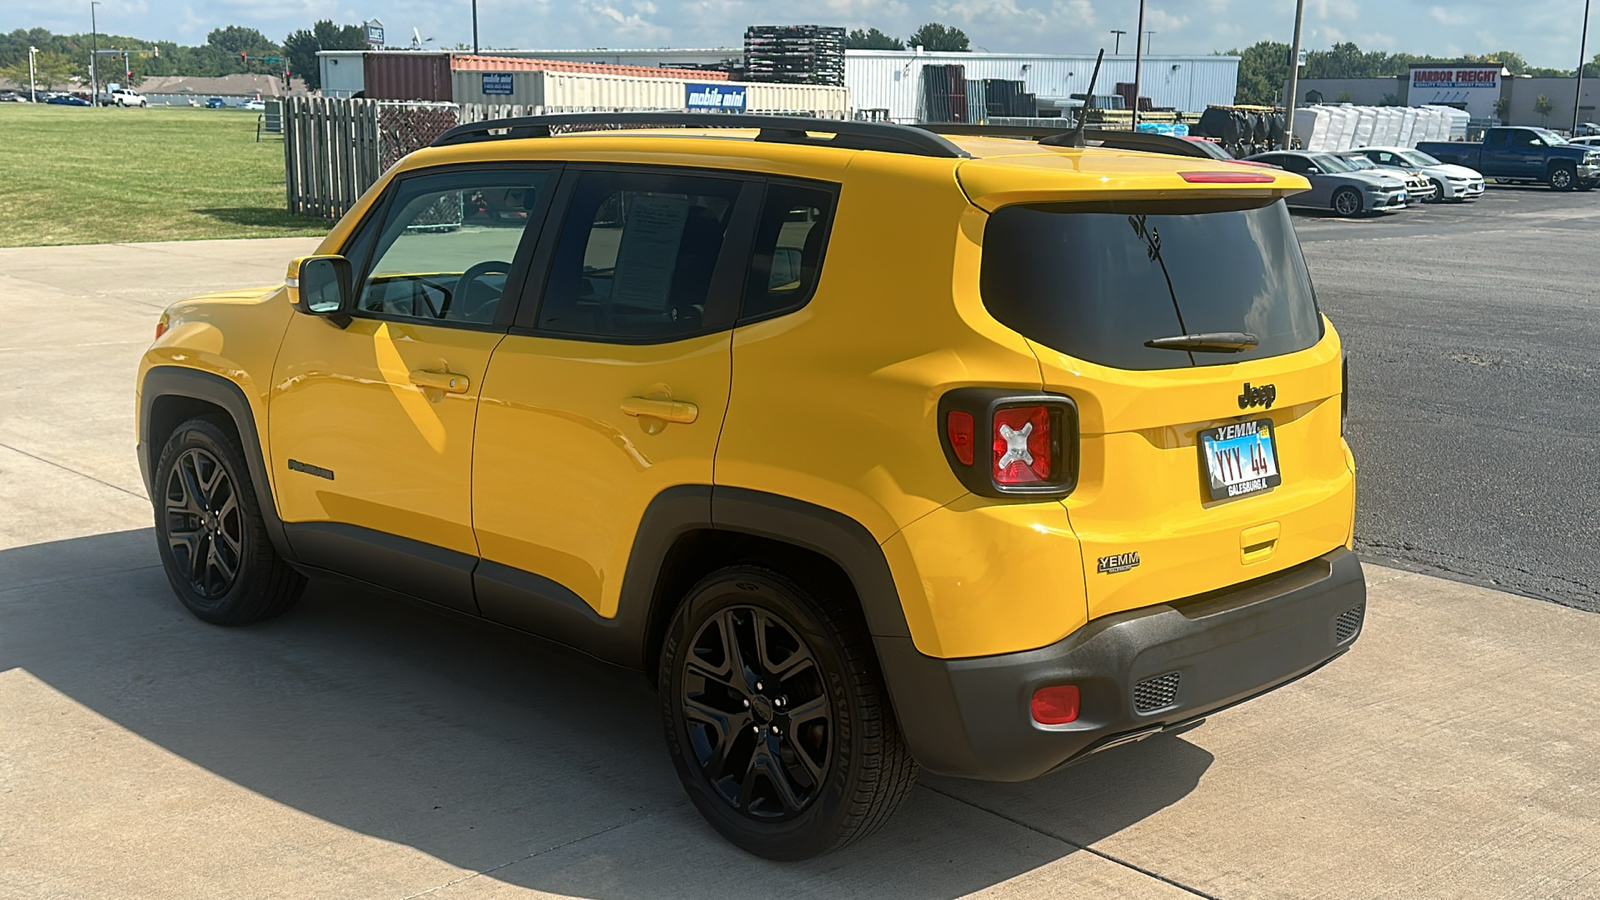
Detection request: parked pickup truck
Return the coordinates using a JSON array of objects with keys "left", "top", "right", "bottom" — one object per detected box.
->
[{"left": 1417, "top": 127, "right": 1599, "bottom": 191}]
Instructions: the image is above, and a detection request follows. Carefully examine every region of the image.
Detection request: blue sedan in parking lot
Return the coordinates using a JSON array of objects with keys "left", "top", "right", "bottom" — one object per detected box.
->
[{"left": 46, "top": 95, "right": 92, "bottom": 107}]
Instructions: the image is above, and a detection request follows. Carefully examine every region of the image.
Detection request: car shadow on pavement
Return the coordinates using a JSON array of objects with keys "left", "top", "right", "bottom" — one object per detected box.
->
[{"left": 1, "top": 529, "right": 1213, "bottom": 898}]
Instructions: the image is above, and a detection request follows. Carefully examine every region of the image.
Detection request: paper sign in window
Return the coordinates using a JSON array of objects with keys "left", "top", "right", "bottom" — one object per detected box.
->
[{"left": 610, "top": 196, "right": 689, "bottom": 311}]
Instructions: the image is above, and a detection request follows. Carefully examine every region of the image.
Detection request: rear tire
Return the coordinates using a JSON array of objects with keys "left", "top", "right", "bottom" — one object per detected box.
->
[
  {"left": 153, "top": 417, "right": 305, "bottom": 625},
  {"left": 1332, "top": 187, "right": 1363, "bottom": 218},
  {"left": 659, "top": 566, "right": 918, "bottom": 860}
]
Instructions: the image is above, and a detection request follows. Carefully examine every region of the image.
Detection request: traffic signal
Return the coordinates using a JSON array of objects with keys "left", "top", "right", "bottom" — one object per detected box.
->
[
  {"left": 240, "top": 52, "right": 247, "bottom": 60},
  {"left": 152, "top": 45, "right": 159, "bottom": 58}
]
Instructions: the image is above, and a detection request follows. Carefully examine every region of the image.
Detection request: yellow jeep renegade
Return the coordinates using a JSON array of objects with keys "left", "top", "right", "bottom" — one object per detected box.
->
[{"left": 136, "top": 113, "right": 1364, "bottom": 859}]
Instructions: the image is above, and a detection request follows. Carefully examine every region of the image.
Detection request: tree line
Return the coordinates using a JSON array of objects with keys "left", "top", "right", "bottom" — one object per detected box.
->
[
  {"left": 0, "top": 22, "right": 366, "bottom": 92},
  {"left": 1227, "top": 40, "right": 1600, "bottom": 106}
]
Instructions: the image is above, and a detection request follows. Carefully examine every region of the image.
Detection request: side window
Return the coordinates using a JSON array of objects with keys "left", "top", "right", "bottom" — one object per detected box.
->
[
  {"left": 742, "top": 182, "right": 836, "bottom": 322},
  {"left": 1276, "top": 155, "right": 1310, "bottom": 175},
  {"left": 1376, "top": 152, "right": 1396, "bottom": 164},
  {"left": 357, "top": 169, "right": 548, "bottom": 326},
  {"left": 1485, "top": 128, "right": 1507, "bottom": 146},
  {"left": 537, "top": 170, "right": 742, "bottom": 340}
]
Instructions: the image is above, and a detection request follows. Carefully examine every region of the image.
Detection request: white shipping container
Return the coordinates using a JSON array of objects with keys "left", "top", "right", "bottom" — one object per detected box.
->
[
  {"left": 845, "top": 50, "right": 1239, "bottom": 122},
  {"left": 452, "top": 68, "right": 848, "bottom": 118}
]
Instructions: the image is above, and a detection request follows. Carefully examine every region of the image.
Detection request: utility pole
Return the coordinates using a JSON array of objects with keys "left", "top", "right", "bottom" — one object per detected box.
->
[
  {"left": 1284, "top": 0, "right": 1306, "bottom": 149},
  {"left": 1110, "top": 30, "right": 1126, "bottom": 54},
  {"left": 472, "top": 0, "right": 480, "bottom": 54},
  {"left": 1145, "top": 31, "right": 1155, "bottom": 54},
  {"left": 1132, "top": 0, "right": 1146, "bottom": 127},
  {"left": 90, "top": 1, "right": 99, "bottom": 106},
  {"left": 1576, "top": 0, "right": 1592, "bottom": 134},
  {"left": 28, "top": 45, "right": 37, "bottom": 103}
]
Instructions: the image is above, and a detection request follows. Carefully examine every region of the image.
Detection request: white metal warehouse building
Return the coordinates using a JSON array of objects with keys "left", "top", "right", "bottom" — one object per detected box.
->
[{"left": 845, "top": 50, "right": 1241, "bottom": 121}]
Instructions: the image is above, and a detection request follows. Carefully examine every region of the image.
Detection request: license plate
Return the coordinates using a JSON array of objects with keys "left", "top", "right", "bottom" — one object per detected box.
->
[{"left": 1200, "top": 419, "right": 1282, "bottom": 501}]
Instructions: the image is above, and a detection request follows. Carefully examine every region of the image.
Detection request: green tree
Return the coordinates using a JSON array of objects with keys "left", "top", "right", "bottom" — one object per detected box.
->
[
  {"left": 846, "top": 27, "right": 904, "bottom": 50},
  {"left": 283, "top": 20, "right": 366, "bottom": 89},
  {"left": 3, "top": 49, "right": 76, "bottom": 90},
  {"left": 1223, "top": 40, "right": 1290, "bottom": 106},
  {"left": 907, "top": 22, "right": 969, "bottom": 52},
  {"left": 1534, "top": 93, "right": 1554, "bottom": 125},
  {"left": 1493, "top": 95, "right": 1510, "bottom": 121},
  {"left": 207, "top": 25, "right": 279, "bottom": 57}
]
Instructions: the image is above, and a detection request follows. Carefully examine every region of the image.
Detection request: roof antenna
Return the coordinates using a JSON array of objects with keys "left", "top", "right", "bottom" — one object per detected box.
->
[{"left": 1065, "top": 49, "right": 1106, "bottom": 148}]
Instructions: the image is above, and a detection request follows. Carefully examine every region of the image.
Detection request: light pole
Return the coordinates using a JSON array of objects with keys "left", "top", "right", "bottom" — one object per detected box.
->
[
  {"left": 90, "top": 1, "right": 100, "bottom": 106},
  {"left": 1145, "top": 31, "right": 1155, "bottom": 54},
  {"left": 472, "top": 0, "right": 479, "bottom": 54},
  {"left": 1111, "top": 30, "right": 1126, "bottom": 54},
  {"left": 1576, "top": 0, "right": 1592, "bottom": 133},
  {"left": 1284, "top": 0, "right": 1307, "bottom": 149},
  {"left": 1132, "top": 0, "right": 1146, "bottom": 127},
  {"left": 28, "top": 45, "right": 37, "bottom": 103}
]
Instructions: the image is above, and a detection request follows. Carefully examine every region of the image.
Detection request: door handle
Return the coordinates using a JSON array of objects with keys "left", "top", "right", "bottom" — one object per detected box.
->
[
  {"left": 621, "top": 396, "right": 698, "bottom": 424},
  {"left": 410, "top": 369, "right": 469, "bottom": 394}
]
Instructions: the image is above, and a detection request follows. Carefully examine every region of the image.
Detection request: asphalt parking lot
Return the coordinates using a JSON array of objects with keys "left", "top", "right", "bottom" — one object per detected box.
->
[{"left": 3, "top": 189, "right": 1600, "bottom": 899}]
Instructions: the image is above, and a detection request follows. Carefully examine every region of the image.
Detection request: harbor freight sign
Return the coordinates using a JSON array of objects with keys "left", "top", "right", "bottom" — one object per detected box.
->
[
  {"left": 685, "top": 82, "right": 747, "bottom": 112},
  {"left": 1410, "top": 67, "right": 1500, "bottom": 90},
  {"left": 482, "top": 73, "right": 514, "bottom": 95}
]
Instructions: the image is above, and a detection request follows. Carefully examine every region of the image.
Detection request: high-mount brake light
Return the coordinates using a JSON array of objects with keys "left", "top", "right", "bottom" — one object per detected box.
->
[
  {"left": 1031, "top": 685, "right": 1081, "bottom": 725},
  {"left": 992, "top": 406, "right": 1052, "bottom": 485},
  {"left": 1179, "top": 170, "right": 1276, "bottom": 183},
  {"left": 946, "top": 411, "right": 975, "bottom": 466}
]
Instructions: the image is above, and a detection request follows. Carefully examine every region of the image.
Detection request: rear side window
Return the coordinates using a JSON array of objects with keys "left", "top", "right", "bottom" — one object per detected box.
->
[
  {"left": 980, "top": 199, "right": 1322, "bottom": 370},
  {"left": 741, "top": 182, "right": 835, "bottom": 321},
  {"left": 538, "top": 170, "right": 742, "bottom": 340}
]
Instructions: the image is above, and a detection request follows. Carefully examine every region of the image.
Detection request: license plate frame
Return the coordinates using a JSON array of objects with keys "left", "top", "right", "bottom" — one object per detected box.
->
[{"left": 1199, "top": 419, "right": 1282, "bottom": 501}]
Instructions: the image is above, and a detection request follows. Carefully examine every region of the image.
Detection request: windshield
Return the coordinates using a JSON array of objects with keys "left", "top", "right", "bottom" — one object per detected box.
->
[
  {"left": 1534, "top": 129, "right": 1568, "bottom": 144},
  {"left": 1311, "top": 153, "right": 1355, "bottom": 173},
  {"left": 1401, "top": 149, "right": 1441, "bottom": 166},
  {"left": 980, "top": 199, "right": 1323, "bottom": 370}
]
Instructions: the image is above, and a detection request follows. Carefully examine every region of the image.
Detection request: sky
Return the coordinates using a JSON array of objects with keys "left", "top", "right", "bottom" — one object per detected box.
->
[{"left": 4, "top": 0, "right": 1593, "bottom": 70}]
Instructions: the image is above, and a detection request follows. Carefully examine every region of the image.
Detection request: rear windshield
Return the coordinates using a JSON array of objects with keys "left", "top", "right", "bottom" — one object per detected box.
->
[{"left": 980, "top": 199, "right": 1322, "bottom": 370}]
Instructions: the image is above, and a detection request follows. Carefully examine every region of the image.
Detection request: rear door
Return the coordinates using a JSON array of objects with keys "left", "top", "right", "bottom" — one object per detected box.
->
[
  {"left": 979, "top": 198, "right": 1352, "bottom": 621},
  {"left": 470, "top": 166, "right": 758, "bottom": 628}
]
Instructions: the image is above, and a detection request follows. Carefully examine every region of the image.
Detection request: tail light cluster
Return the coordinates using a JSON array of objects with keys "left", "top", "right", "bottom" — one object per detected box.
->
[{"left": 938, "top": 389, "right": 1078, "bottom": 498}]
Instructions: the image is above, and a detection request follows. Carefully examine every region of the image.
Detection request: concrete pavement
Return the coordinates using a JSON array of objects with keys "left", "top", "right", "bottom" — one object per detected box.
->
[{"left": 2, "top": 239, "right": 1599, "bottom": 899}]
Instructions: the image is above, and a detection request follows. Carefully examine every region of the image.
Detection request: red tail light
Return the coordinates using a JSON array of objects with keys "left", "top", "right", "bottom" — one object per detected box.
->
[
  {"left": 938, "top": 390, "right": 1078, "bottom": 498},
  {"left": 992, "top": 406, "right": 1051, "bottom": 485},
  {"left": 1031, "top": 685, "right": 1080, "bottom": 724},
  {"left": 946, "top": 411, "right": 975, "bottom": 465}
]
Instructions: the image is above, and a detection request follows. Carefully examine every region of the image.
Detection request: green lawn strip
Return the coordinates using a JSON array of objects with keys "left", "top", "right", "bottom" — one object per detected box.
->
[{"left": 0, "top": 104, "right": 329, "bottom": 248}]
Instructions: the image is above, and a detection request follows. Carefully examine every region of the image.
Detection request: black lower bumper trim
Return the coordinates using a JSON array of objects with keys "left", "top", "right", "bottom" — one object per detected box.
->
[{"left": 876, "top": 547, "right": 1366, "bottom": 781}]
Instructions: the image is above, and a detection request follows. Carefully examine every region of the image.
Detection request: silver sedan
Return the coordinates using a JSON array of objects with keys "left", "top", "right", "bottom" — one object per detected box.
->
[{"left": 1245, "top": 151, "right": 1410, "bottom": 217}]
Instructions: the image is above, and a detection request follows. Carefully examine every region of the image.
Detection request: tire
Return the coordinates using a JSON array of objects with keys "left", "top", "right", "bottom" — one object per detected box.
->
[
  {"left": 659, "top": 566, "right": 918, "bottom": 860},
  {"left": 1332, "top": 187, "right": 1363, "bottom": 218},
  {"left": 1427, "top": 178, "right": 1447, "bottom": 202},
  {"left": 153, "top": 417, "right": 305, "bottom": 625},
  {"left": 1549, "top": 164, "right": 1576, "bottom": 191}
]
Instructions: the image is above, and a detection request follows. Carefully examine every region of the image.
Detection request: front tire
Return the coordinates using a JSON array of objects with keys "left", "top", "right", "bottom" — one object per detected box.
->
[
  {"left": 1427, "top": 178, "right": 1447, "bottom": 202},
  {"left": 1550, "top": 164, "right": 1576, "bottom": 191},
  {"left": 154, "top": 417, "right": 305, "bottom": 625},
  {"left": 1332, "top": 187, "right": 1364, "bottom": 218},
  {"left": 660, "top": 567, "right": 918, "bottom": 859}
]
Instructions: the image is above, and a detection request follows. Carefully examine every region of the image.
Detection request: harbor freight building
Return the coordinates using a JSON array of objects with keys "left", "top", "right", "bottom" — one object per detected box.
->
[{"left": 319, "top": 48, "right": 1239, "bottom": 121}]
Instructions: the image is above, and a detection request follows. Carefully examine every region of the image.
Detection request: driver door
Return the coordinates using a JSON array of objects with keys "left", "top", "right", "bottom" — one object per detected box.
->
[{"left": 269, "top": 166, "right": 555, "bottom": 609}]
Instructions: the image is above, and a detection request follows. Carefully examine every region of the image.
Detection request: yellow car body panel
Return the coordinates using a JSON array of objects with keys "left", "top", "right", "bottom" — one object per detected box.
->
[{"left": 472, "top": 331, "right": 732, "bottom": 618}]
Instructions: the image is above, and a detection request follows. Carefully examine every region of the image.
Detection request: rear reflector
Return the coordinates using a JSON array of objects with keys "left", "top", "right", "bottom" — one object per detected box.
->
[
  {"left": 1031, "top": 685, "right": 1080, "bottom": 724},
  {"left": 1179, "top": 170, "right": 1276, "bottom": 183},
  {"left": 946, "top": 411, "right": 975, "bottom": 466},
  {"left": 993, "top": 405, "right": 1052, "bottom": 485}
]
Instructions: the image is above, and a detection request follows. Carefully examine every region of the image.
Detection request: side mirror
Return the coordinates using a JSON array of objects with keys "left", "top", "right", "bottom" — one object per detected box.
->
[
  {"left": 288, "top": 255, "right": 353, "bottom": 326},
  {"left": 1305, "top": 166, "right": 1322, "bottom": 175}
]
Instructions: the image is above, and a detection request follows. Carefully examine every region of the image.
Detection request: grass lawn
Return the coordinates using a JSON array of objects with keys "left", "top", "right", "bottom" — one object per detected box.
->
[{"left": 0, "top": 104, "right": 329, "bottom": 248}]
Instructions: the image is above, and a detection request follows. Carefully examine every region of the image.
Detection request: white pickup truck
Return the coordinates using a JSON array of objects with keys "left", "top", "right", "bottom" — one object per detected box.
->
[{"left": 106, "top": 88, "right": 148, "bottom": 107}]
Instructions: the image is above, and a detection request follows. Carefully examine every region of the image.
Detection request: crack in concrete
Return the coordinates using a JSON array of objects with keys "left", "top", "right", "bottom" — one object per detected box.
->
[
  {"left": 919, "top": 783, "right": 1221, "bottom": 899},
  {"left": 0, "top": 442, "right": 148, "bottom": 501}
]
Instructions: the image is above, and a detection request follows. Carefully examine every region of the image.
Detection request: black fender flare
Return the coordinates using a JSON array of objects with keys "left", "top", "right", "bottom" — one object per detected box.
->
[{"left": 139, "top": 366, "right": 293, "bottom": 561}]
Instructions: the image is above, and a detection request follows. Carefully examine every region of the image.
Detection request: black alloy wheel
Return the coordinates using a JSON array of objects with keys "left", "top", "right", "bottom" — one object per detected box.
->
[
  {"left": 680, "top": 605, "right": 832, "bottom": 820},
  {"left": 660, "top": 567, "right": 918, "bottom": 859},
  {"left": 154, "top": 418, "right": 305, "bottom": 625},
  {"left": 164, "top": 446, "right": 244, "bottom": 599}
]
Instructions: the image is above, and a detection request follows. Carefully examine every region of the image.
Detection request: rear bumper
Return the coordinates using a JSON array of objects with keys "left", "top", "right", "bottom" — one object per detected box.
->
[{"left": 877, "top": 547, "right": 1366, "bottom": 781}]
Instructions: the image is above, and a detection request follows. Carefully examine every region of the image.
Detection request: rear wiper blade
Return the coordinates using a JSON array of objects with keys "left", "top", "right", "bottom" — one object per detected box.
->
[{"left": 1144, "top": 332, "right": 1259, "bottom": 352}]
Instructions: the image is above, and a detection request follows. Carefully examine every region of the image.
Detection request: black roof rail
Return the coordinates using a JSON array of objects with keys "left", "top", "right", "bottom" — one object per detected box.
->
[
  {"left": 913, "top": 123, "right": 1218, "bottom": 160},
  {"left": 429, "top": 112, "right": 972, "bottom": 159}
]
